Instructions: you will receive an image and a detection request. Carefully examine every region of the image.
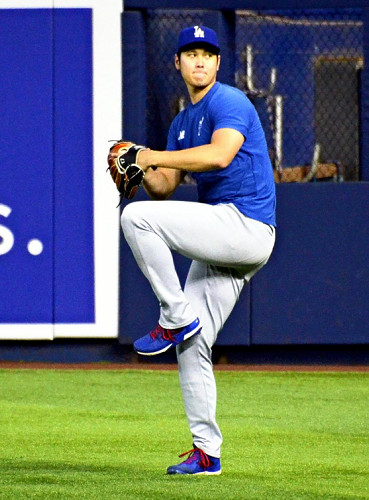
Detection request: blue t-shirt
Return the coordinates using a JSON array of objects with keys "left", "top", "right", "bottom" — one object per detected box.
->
[{"left": 166, "top": 82, "right": 276, "bottom": 226}]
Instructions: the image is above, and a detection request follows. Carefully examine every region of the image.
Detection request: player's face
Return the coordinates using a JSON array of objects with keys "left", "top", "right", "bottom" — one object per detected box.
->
[{"left": 175, "top": 48, "right": 220, "bottom": 90}]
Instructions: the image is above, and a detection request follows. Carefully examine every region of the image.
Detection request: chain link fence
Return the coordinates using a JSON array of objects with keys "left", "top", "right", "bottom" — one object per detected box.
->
[{"left": 145, "top": 8, "right": 364, "bottom": 182}]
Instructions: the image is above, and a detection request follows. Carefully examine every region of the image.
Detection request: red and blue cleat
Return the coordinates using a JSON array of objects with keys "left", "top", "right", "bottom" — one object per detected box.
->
[
  {"left": 133, "top": 318, "right": 202, "bottom": 356},
  {"left": 167, "top": 448, "right": 221, "bottom": 475}
]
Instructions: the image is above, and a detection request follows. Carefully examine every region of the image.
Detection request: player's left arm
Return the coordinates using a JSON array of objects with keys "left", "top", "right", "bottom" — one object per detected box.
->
[{"left": 138, "top": 128, "right": 244, "bottom": 173}]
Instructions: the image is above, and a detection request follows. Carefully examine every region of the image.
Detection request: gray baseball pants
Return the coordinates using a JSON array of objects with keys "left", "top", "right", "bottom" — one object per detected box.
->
[{"left": 121, "top": 200, "right": 275, "bottom": 458}]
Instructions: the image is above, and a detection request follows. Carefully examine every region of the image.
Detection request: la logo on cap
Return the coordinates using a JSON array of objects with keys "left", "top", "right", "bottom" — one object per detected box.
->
[{"left": 194, "top": 26, "right": 205, "bottom": 38}]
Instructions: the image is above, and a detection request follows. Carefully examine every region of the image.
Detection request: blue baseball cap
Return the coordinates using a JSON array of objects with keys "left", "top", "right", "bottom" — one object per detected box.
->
[{"left": 177, "top": 25, "right": 220, "bottom": 55}]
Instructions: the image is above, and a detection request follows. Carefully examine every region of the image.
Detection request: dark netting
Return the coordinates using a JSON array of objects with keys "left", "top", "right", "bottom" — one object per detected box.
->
[
  {"left": 236, "top": 8, "right": 363, "bottom": 182},
  {"left": 144, "top": 8, "right": 364, "bottom": 182}
]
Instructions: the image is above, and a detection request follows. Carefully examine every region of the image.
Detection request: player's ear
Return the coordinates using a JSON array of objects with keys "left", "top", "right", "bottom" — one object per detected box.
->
[
  {"left": 174, "top": 53, "right": 180, "bottom": 70},
  {"left": 217, "top": 55, "right": 221, "bottom": 71}
]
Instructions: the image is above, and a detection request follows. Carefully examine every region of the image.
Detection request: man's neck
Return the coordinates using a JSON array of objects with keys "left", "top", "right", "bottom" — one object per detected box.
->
[{"left": 188, "top": 81, "right": 216, "bottom": 105}]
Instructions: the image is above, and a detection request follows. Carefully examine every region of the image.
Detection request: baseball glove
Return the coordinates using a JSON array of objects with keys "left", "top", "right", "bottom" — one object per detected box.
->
[{"left": 107, "top": 140, "right": 147, "bottom": 200}]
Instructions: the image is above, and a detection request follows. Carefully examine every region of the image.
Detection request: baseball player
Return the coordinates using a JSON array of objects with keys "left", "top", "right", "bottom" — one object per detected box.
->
[{"left": 120, "top": 25, "right": 276, "bottom": 475}]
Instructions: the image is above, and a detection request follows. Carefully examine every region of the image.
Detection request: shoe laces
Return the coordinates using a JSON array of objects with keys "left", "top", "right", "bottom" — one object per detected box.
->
[
  {"left": 178, "top": 448, "right": 211, "bottom": 470},
  {"left": 150, "top": 325, "right": 180, "bottom": 342}
]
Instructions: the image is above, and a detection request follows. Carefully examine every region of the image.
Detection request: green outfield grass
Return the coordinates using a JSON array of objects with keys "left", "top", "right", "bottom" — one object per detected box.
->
[{"left": 0, "top": 368, "right": 368, "bottom": 499}]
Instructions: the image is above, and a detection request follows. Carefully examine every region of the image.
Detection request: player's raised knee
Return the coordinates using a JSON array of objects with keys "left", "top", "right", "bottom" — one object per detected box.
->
[{"left": 120, "top": 201, "right": 150, "bottom": 235}]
